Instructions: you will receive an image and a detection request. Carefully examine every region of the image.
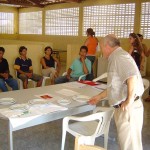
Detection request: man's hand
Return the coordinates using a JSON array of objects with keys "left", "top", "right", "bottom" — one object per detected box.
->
[
  {"left": 80, "top": 57, "right": 85, "bottom": 63},
  {"left": 88, "top": 95, "right": 101, "bottom": 105},
  {"left": 66, "top": 74, "right": 71, "bottom": 80},
  {"left": 25, "top": 73, "right": 32, "bottom": 78},
  {"left": 88, "top": 90, "right": 107, "bottom": 105},
  {"left": 55, "top": 71, "right": 59, "bottom": 77},
  {"left": 121, "top": 99, "right": 134, "bottom": 111}
]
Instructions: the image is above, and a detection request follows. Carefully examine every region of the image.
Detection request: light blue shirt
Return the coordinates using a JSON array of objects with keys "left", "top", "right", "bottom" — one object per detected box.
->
[{"left": 70, "top": 57, "right": 91, "bottom": 78}]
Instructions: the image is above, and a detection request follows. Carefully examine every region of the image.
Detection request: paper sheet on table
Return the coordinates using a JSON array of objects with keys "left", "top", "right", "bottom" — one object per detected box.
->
[
  {"left": 29, "top": 103, "right": 68, "bottom": 114},
  {"left": 93, "top": 84, "right": 107, "bottom": 90},
  {"left": 62, "top": 82, "right": 86, "bottom": 88},
  {"left": 0, "top": 103, "right": 67, "bottom": 128},
  {"left": 56, "top": 89, "right": 79, "bottom": 96},
  {"left": 0, "top": 108, "right": 40, "bottom": 128},
  {"left": 0, "top": 108, "right": 29, "bottom": 118},
  {"left": 0, "top": 104, "right": 67, "bottom": 118}
]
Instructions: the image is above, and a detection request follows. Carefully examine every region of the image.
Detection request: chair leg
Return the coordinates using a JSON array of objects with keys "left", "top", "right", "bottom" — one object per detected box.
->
[
  {"left": 19, "top": 79, "right": 23, "bottom": 90},
  {"left": 104, "top": 132, "right": 108, "bottom": 149},
  {"left": 42, "top": 79, "right": 46, "bottom": 87},
  {"left": 61, "top": 128, "right": 67, "bottom": 150},
  {"left": 84, "top": 136, "right": 95, "bottom": 145},
  {"left": 33, "top": 81, "right": 36, "bottom": 87},
  {"left": 101, "top": 101, "right": 105, "bottom": 106}
]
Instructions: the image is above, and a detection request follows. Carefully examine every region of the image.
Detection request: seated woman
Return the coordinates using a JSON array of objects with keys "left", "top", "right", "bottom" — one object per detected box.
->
[{"left": 40, "top": 46, "right": 61, "bottom": 84}]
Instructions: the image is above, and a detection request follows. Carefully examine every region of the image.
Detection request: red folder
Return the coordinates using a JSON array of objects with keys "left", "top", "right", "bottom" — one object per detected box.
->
[{"left": 78, "top": 80, "right": 99, "bottom": 86}]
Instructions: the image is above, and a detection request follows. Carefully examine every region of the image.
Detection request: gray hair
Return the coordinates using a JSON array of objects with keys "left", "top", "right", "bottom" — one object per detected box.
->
[{"left": 103, "top": 34, "right": 120, "bottom": 47}]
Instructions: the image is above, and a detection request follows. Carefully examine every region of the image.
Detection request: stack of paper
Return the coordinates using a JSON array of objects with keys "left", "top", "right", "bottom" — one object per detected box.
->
[
  {"left": 62, "top": 82, "right": 86, "bottom": 88},
  {"left": 92, "top": 84, "right": 107, "bottom": 91},
  {"left": 56, "top": 89, "right": 79, "bottom": 96}
]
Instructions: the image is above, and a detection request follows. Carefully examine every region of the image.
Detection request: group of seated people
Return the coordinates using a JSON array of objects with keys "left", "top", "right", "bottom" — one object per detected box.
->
[
  {"left": 0, "top": 45, "right": 92, "bottom": 92},
  {"left": 1, "top": 33, "right": 150, "bottom": 93}
]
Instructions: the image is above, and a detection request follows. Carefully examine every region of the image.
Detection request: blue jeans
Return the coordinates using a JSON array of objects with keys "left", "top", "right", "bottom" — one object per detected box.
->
[
  {"left": 0, "top": 78, "right": 18, "bottom": 92},
  {"left": 55, "top": 76, "right": 79, "bottom": 84}
]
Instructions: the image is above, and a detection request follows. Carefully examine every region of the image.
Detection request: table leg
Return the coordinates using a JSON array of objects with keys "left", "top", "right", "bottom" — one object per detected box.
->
[{"left": 8, "top": 123, "right": 13, "bottom": 150}]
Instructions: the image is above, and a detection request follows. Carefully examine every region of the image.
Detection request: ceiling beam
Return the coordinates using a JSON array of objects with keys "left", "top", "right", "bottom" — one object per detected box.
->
[
  {"left": 45, "top": 1, "right": 66, "bottom": 6},
  {"left": 26, "top": 0, "right": 44, "bottom": 7},
  {"left": 0, "top": 1, "right": 34, "bottom": 7},
  {"left": 63, "top": 0, "right": 82, "bottom": 3},
  {"left": 0, "top": 0, "right": 83, "bottom": 7}
]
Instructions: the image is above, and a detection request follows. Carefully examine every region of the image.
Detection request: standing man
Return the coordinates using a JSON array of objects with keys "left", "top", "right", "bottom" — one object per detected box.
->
[
  {"left": 14, "top": 46, "right": 43, "bottom": 89},
  {"left": 89, "top": 35, "right": 144, "bottom": 150},
  {"left": 0, "top": 47, "right": 18, "bottom": 92}
]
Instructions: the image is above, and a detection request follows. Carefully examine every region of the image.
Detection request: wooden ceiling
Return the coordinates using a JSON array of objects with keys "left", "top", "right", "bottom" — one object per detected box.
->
[{"left": 0, "top": 0, "right": 83, "bottom": 7}]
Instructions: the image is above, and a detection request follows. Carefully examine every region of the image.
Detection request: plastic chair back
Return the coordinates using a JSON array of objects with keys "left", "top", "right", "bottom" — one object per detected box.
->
[
  {"left": 91, "top": 109, "right": 114, "bottom": 137},
  {"left": 142, "top": 78, "right": 150, "bottom": 92},
  {"left": 93, "top": 73, "right": 107, "bottom": 82}
]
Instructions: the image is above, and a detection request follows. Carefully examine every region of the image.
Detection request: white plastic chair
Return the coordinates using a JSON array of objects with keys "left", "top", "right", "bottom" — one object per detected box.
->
[
  {"left": 42, "top": 76, "right": 51, "bottom": 86},
  {"left": 61, "top": 107, "right": 114, "bottom": 150},
  {"left": 75, "top": 136, "right": 106, "bottom": 150},
  {"left": 93, "top": 73, "right": 107, "bottom": 82},
  {"left": 142, "top": 78, "right": 150, "bottom": 92},
  {"left": 15, "top": 71, "right": 36, "bottom": 90},
  {"left": 62, "top": 72, "right": 87, "bottom": 81},
  {"left": 93, "top": 73, "right": 108, "bottom": 106},
  {"left": 78, "top": 74, "right": 88, "bottom": 81},
  {"left": 18, "top": 78, "right": 36, "bottom": 90}
]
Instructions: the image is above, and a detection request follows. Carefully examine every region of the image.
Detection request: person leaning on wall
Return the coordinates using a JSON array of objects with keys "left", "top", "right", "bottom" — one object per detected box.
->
[{"left": 84, "top": 28, "right": 99, "bottom": 77}]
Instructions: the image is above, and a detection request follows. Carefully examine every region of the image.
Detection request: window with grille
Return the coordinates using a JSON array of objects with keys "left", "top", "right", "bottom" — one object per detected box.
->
[
  {"left": 45, "top": 8, "right": 79, "bottom": 36},
  {"left": 141, "top": 2, "right": 150, "bottom": 39},
  {"left": 0, "top": 12, "right": 14, "bottom": 34},
  {"left": 19, "top": 11, "right": 42, "bottom": 34},
  {"left": 83, "top": 3, "right": 135, "bottom": 38}
]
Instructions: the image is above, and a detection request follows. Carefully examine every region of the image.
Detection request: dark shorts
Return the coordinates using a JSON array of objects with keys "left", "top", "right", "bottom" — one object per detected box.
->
[
  {"left": 86, "top": 56, "right": 96, "bottom": 66},
  {"left": 19, "top": 73, "right": 43, "bottom": 82}
]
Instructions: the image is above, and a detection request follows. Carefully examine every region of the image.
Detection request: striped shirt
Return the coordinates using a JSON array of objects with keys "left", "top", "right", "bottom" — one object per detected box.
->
[
  {"left": 14, "top": 57, "right": 33, "bottom": 77},
  {"left": 107, "top": 47, "right": 144, "bottom": 106}
]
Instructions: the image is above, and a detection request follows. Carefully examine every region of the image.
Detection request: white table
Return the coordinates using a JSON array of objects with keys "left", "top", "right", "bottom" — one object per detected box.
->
[{"left": 0, "top": 82, "right": 100, "bottom": 150}]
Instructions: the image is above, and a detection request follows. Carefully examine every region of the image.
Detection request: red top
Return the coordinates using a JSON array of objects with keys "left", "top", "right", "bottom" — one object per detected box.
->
[{"left": 86, "top": 37, "right": 98, "bottom": 55}]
